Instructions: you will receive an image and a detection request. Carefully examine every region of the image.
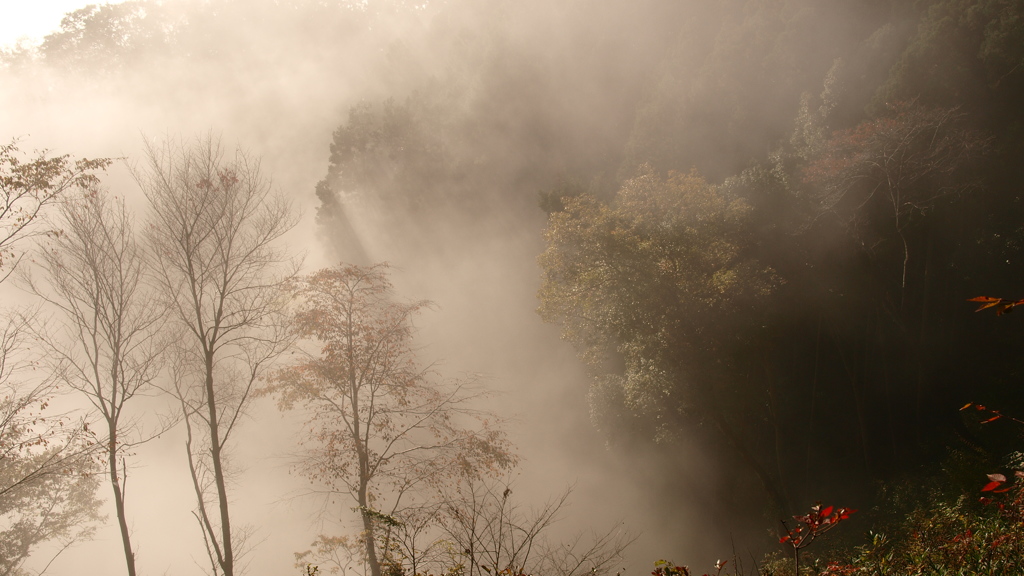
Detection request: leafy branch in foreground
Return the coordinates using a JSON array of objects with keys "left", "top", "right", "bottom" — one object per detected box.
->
[
  {"left": 0, "top": 311, "right": 104, "bottom": 575},
  {"left": 967, "top": 296, "right": 1024, "bottom": 316},
  {"left": 778, "top": 503, "right": 856, "bottom": 576},
  {"left": 0, "top": 139, "right": 111, "bottom": 282}
]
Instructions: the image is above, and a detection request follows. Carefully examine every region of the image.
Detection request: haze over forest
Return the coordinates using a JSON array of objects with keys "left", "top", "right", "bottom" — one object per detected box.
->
[{"left": 2, "top": 1, "right": 1024, "bottom": 575}]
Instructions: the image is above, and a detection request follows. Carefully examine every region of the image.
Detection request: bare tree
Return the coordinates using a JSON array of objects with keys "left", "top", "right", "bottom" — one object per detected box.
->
[
  {"left": 136, "top": 135, "right": 298, "bottom": 576},
  {"left": 804, "top": 101, "right": 990, "bottom": 304},
  {"left": 21, "top": 189, "right": 163, "bottom": 576},
  {"left": 440, "top": 479, "right": 634, "bottom": 576},
  {"left": 262, "top": 263, "right": 515, "bottom": 576}
]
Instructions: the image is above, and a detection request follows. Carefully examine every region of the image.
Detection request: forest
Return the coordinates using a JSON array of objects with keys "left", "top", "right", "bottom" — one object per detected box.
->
[{"left": 2, "top": 0, "right": 1024, "bottom": 575}]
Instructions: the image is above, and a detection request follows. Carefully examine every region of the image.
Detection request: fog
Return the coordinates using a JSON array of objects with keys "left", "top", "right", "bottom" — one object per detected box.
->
[
  {"left": 4, "top": 1, "right": 1023, "bottom": 575},
  {"left": 0, "top": 2, "right": 712, "bottom": 575}
]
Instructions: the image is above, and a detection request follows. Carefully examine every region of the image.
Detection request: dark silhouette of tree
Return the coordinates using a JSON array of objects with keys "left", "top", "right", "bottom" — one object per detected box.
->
[{"left": 804, "top": 101, "right": 989, "bottom": 306}]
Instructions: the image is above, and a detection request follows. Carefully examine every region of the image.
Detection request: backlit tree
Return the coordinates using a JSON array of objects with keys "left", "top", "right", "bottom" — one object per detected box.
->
[
  {"left": 23, "top": 189, "right": 163, "bottom": 576},
  {"left": 263, "top": 263, "right": 514, "bottom": 576},
  {"left": 138, "top": 134, "right": 298, "bottom": 576}
]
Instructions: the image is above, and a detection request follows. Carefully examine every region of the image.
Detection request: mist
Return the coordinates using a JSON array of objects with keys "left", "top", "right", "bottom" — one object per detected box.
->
[{"left": 2, "top": 1, "right": 1024, "bottom": 576}]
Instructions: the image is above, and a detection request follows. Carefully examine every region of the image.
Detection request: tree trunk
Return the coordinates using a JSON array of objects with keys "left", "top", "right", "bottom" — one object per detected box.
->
[
  {"left": 109, "top": 425, "right": 136, "bottom": 576},
  {"left": 359, "top": 487, "right": 382, "bottom": 576},
  {"left": 350, "top": 317, "right": 380, "bottom": 576},
  {"left": 206, "top": 350, "right": 234, "bottom": 576}
]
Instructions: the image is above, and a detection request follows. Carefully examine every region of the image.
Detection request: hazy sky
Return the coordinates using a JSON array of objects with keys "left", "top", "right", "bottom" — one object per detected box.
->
[{"left": 0, "top": 0, "right": 124, "bottom": 48}]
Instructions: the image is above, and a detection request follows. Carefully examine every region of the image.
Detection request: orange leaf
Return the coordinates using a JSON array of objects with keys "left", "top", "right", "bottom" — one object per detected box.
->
[
  {"left": 982, "top": 481, "right": 1003, "bottom": 492},
  {"left": 968, "top": 296, "right": 1002, "bottom": 310},
  {"left": 968, "top": 296, "right": 1024, "bottom": 315}
]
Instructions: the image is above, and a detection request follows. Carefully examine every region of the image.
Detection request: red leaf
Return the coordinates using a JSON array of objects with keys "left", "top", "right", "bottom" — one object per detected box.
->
[
  {"left": 982, "top": 481, "right": 1003, "bottom": 492},
  {"left": 820, "top": 505, "right": 834, "bottom": 518},
  {"left": 969, "top": 296, "right": 1004, "bottom": 312}
]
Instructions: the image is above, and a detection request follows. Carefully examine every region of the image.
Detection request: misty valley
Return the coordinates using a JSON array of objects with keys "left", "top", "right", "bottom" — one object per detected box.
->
[{"left": 2, "top": 1, "right": 1024, "bottom": 575}]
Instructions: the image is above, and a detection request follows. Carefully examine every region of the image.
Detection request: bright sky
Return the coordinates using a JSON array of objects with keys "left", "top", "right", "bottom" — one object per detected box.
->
[{"left": 0, "top": 0, "right": 123, "bottom": 49}]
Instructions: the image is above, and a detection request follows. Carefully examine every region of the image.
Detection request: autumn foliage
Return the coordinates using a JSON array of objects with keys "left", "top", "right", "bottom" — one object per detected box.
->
[
  {"left": 264, "top": 263, "right": 515, "bottom": 576},
  {"left": 967, "top": 296, "right": 1024, "bottom": 316},
  {"left": 779, "top": 503, "right": 856, "bottom": 548}
]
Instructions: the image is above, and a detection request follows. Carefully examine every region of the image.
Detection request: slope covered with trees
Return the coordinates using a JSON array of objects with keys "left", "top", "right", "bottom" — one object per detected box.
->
[{"left": 311, "top": 0, "right": 1024, "bottom": 554}]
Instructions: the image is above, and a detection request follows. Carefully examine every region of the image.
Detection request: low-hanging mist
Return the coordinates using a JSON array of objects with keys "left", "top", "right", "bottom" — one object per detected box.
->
[{"left": 3, "top": 0, "right": 1024, "bottom": 575}]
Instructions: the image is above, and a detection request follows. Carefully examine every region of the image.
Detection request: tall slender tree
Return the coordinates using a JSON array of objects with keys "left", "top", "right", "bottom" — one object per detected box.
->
[
  {"left": 23, "top": 189, "right": 163, "bottom": 576},
  {"left": 137, "top": 135, "right": 298, "bottom": 576}
]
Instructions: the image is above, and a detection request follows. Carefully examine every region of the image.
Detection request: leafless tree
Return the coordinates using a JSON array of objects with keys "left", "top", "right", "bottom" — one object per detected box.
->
[
  {"left": 21, "top": 189, "right": 164, "bottom": 576},
  {"left": 440, "top": 479, "right": 634, "bottom": 576},
  {"left": 804, "top": 101, "right": 990, "bottom": 305},
  {"left": 136, "top": 134, "right": 299, "bottom": 576}
]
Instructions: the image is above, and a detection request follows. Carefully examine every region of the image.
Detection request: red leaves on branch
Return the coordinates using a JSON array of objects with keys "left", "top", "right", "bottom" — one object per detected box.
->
[
  {"left": 960, "top": 403, "right": 1024, "bottom": 426},
  {"left": 652, "top": 558, "right": 727, "bottom": 576},
  {"left": 960, "top": 404, "right": 1024, "bottom": 505},
  {"left": 982, "top": 481, "right": 1011, "bottom": 493},
  {"left": 779, "top": 503, "right": 857, "bottom": 549},
  {"left": 967, "top": 296, "right": 1024, "bottom": 315}
]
